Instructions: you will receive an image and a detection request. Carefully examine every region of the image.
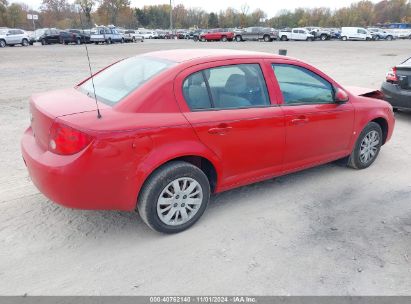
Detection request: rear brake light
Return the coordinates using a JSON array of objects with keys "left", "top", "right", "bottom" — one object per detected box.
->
[
  {"left": 49, "top": 122, "right": 92, "bottom": 155},
  {"left": 386, "top": 67, "right": 398, "bottom": 83}
]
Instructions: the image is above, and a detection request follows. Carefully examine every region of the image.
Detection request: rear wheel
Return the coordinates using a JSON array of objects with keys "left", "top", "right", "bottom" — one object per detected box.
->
[
  {"left": 341, "top": 36, "right": 347, "bottom": 41},
  {"left": 41, "top": 38, "right": 47, "bottom": 45},
  {"left": 386, "top": 35, "right": 393, "bottom": 41},
  {"left": 137, "top": 161, "right": 210, "bottom": 234},
  {"left": 0, "top": 39, "right": 5, "bottom": 48},
  {"left": 221, "top": 35, "right": 227, "bottom": 42},
  {"left": 320, "top": 34, "right": 327, "bottom": 41},
  {"left": 76, "top": 38, "right": 81, "bottom": 45},
  {"left": 347, "top": 122, "right": 382, "bottom": 169}
]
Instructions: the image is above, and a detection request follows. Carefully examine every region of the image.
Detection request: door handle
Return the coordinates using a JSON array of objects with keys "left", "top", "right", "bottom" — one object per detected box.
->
[
  {"left": 290, "top": 116, "right": 309, "bottom": 125},
  {"left": 208, "top": 124, "right": 232, "bottom": 135}
]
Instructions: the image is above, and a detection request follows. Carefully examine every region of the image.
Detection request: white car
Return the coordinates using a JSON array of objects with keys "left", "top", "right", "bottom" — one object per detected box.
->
[
  {"left": 139, "top": 31, "right": 158, "bottom": 39},
  {"left": 341, "top": 27, "right": 373, "bottom": 41},
  {"left": 0, "top": 28, "right": 31, "bottom": 47}
]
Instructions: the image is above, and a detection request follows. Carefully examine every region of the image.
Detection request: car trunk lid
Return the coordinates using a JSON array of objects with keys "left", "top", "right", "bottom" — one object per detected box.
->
[
  {"left": 396, "top": 64, "right": 411, "bottom": 90},
  {"left": 30, "top": 88, "right": 109, "bottom": 150}
]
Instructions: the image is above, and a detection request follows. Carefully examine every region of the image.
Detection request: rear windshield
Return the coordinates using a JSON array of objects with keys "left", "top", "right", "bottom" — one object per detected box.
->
[{"left": 78, "top": 56, "right": 175, "bottom": 106}]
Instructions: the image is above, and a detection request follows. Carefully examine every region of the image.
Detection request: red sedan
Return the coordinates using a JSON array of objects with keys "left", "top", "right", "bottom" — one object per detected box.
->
[{"left": 21, "top": 49, "right": 395, "bottom": 233}]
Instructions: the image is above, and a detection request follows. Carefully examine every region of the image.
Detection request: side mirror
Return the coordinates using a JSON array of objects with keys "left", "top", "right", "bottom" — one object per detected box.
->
[{"left": 335, "top": 88, "right": 349, "bottom": 103}]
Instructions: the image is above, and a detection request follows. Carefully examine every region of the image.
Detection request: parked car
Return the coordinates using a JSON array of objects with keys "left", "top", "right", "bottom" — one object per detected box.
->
[
  {"left": 33, "top": 28, "right": 61, "bottom": 45},
  {"left": 21, "top": 49, "right": 395, "bottom": 233},
  {"left": 122, "top": 30, "right": 144, "bottom": 42},
  {"left": 0, "top": 28, "right": 30, "bottom": 47},
  {"left": 59, "top": 30, "right": 86, "bottom": 45},
  {"left": 367, "top": 28, "right": 396, "bottom": 40},
  {"left": 64, "top": 29, "right": 91, "bottom": 44},
  {"left": 340, "top": 27, "right": 373, "bottom": 41},
  {"left": 381, "top": 57, "right": 411, "bottom": 111},
  {"left": 90, "top": 26, "right": 124, "bottom": 44},
  {"left": 305, "top": 27, "right": 331, "bottom": 40},
  {"left": 234, "top": 27, "right": 278, "bottom": 42},
  {"left": 279, "top": 28, "right": 315, "bottom": 41},
  {"left": 188, "top": 29, "right": 204, "bottom": 41},
  {"left": 199, "top": 29, "right": 234, "bottom": 41},
  {"left": 139, "top": 30, "right": 158, "bottom": 39}
]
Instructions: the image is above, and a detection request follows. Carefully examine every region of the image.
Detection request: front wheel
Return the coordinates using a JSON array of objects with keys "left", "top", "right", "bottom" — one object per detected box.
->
[
  {"left": 263, "top": 35, "right": 271, "bottom": 42},
  {"left": 221, "top": 36, "right": 227, "bottom": 42},
  {"left": 235, "top": 35, "right": 242, "bottom": 42},
  {"left": 137, "top": 161, "right": 210, "bottom": 234},
  {"left": 347, "top": 122, "right": 383, "bottom": 169},
  {"left": 386, "top": 35, "right": 393, "bottom": 41},
  {"left": 22, "top": 38, "right": 29, "bottom": 46},
  {"left": 341, "top": 36, "right": 347, "bottom": 41}
]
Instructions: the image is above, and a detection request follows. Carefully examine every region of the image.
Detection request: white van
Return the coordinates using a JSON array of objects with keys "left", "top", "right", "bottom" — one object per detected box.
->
[{"left": 341, "top": 27, "right": 373, "bottom": 41}]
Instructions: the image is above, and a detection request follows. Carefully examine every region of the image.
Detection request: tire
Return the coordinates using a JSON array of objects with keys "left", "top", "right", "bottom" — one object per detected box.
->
[
  {"left": 0, "top": 39, "right": 6, "bottom": 48},
  {"left": 263, "top": 35, "right": 271, "bottom": 42},
  {"left": 320, "top": 34, "right": 327, "bottom": 41},
  {"left": 22, "top": 38, "right": 29, "bottom": 46},
  {"left": 386, "top": 35, "right": 393, "bottom": 41},
  {"left": 76, "top": 38, "right": 81, "bottom": 45},
  {"left": 132, "top": 37, "right": 136, "bottom": 42},
  {"left": 121, "top": 38, "right": 124, "bottom": 43},
  {"left": 341, "top": 36, "right": 347, "bottom": 41},
  {"left": 235, "top": 35, "right": 242, "bottom": 42},
  {"left": 94, "top": 42, "right": 98, "bottom": 45},
  {"left": 137, "top": 161, "right": 211, "bottom": 234},
  {"left": 280, "top": 35, "right": 288, "bottom": 41},
  {"left": 347, "top": 122, "right": 383, "bottom": 170},
  {"left": 107, "top": 38, "right": 112, "bottom": 44},
  {"left": 41, "top": 38, "right": 47, "bottom": 45},
  {"left": 374, "top": 35, "right": 380, "bottom": 41},
  {"left": 221, "top": 35, "right": 227, "bottom": 42},
  {"left": 200, "top": 37, "right": 206, "bottom": 42}
]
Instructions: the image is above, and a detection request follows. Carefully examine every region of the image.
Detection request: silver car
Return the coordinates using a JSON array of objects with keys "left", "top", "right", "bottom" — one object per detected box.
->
[{"left": 0, "top": 28, "right": 30, "bottom": 48}]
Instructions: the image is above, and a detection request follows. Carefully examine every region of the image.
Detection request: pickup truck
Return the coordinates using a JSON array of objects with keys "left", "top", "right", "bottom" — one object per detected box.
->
[
  {"left": 90, "top": 26, "right": 124, "bottom": 44},
  {"left": 305, "top": 27, "right": 331, "bottom": 40},
  {"left": 199, "top": 29, "right": 234, "bottom": 42},
  {"left": 234, "top": 27, "right": 278, "bottom": 42},
  {"left": 279, "top": 28, "right": 315, "bottom": 41}
]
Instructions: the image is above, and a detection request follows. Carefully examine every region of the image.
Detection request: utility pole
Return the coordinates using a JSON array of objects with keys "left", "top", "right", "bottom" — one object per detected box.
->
[{"left": 169, "top": 0, "right": 173, "bottom": 34}]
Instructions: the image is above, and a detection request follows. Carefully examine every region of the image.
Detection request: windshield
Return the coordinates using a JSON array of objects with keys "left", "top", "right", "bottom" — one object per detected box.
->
[
  {"left": 34, "top": 29, "right": 45, "bottom": 37},
  {"left": 79, "top": 56, "right": 175, "bottom": 106}
]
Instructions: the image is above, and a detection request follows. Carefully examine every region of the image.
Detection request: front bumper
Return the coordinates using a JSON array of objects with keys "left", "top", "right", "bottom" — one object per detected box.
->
[
  {"left": 21, "top": 127, "right": 139, "bottom": 211},
  {"left": 381, "top": 82, "right": 411, "bottom": 109}
]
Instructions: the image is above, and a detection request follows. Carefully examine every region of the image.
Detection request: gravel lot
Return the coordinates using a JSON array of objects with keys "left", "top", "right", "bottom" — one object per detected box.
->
[{"left": 0, "top": 39, "right": 410, "bottom": 295}]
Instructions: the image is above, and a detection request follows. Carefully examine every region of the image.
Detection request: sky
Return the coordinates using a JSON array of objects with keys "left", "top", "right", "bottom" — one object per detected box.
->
[{"left": 17, "top": 0, "right": 381, "bottom": 18}]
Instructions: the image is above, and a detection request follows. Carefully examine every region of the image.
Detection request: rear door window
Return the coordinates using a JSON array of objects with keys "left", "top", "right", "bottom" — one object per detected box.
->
[{"left": 183, "top": 64, "right": 270, "bottom": 110}]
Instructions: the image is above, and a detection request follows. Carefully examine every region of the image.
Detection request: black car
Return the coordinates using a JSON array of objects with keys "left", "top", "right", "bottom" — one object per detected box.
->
[
  {"left": 34, "top": 28, "right": 61, "bottom": 45},
  {"left": 61, "top": 29, "right": 91, "bottom": 44},
  {"left": 381, "top": 57, "right": 411, "bottom": 111}
]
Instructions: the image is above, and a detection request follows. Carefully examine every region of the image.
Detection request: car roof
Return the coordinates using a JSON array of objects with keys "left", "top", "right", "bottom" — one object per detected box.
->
[{"left": 143, "top": 49, "right": 285, "bottom": 63}]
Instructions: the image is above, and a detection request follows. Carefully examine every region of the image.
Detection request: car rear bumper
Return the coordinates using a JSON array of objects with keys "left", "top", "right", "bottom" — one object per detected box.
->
[
  {"left": 381, "top": 82, "right": 411, "bottom": 109},
  {"left": 21, "top": 127, "right": 139, "bottom": 211}
]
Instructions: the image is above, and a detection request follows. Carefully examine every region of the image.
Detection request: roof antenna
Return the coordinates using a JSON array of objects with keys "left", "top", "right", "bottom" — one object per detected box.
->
[{"left": 77, "top": 6, "right": 102, "bottom": 119}]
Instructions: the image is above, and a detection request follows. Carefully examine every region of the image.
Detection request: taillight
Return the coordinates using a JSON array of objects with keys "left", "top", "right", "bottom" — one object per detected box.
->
[
  {"left": 386, "top": 67, "right": 398, "bottom": 83},
  {"left": 49, "top": 122, "right": 92, "bottom": 155}
]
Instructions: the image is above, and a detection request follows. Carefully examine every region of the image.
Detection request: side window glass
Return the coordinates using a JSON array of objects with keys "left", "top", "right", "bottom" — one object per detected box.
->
[
  {"left": 183, "top": 72, "right": 212, "bottom": 110},
  {"left": 272, "top": 64, "right": 334, "bottom": 105},
  {"left": 207, "top": 64, "right": 270, "bottom": 109}
]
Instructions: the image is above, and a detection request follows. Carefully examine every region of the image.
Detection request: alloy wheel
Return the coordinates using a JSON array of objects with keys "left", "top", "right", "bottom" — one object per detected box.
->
[
  {"left": 359, "top": 130, "right": 380, "bottom": 164},
  {"left": 156, "top": 177, "right": 203, "bottom": 226}
]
